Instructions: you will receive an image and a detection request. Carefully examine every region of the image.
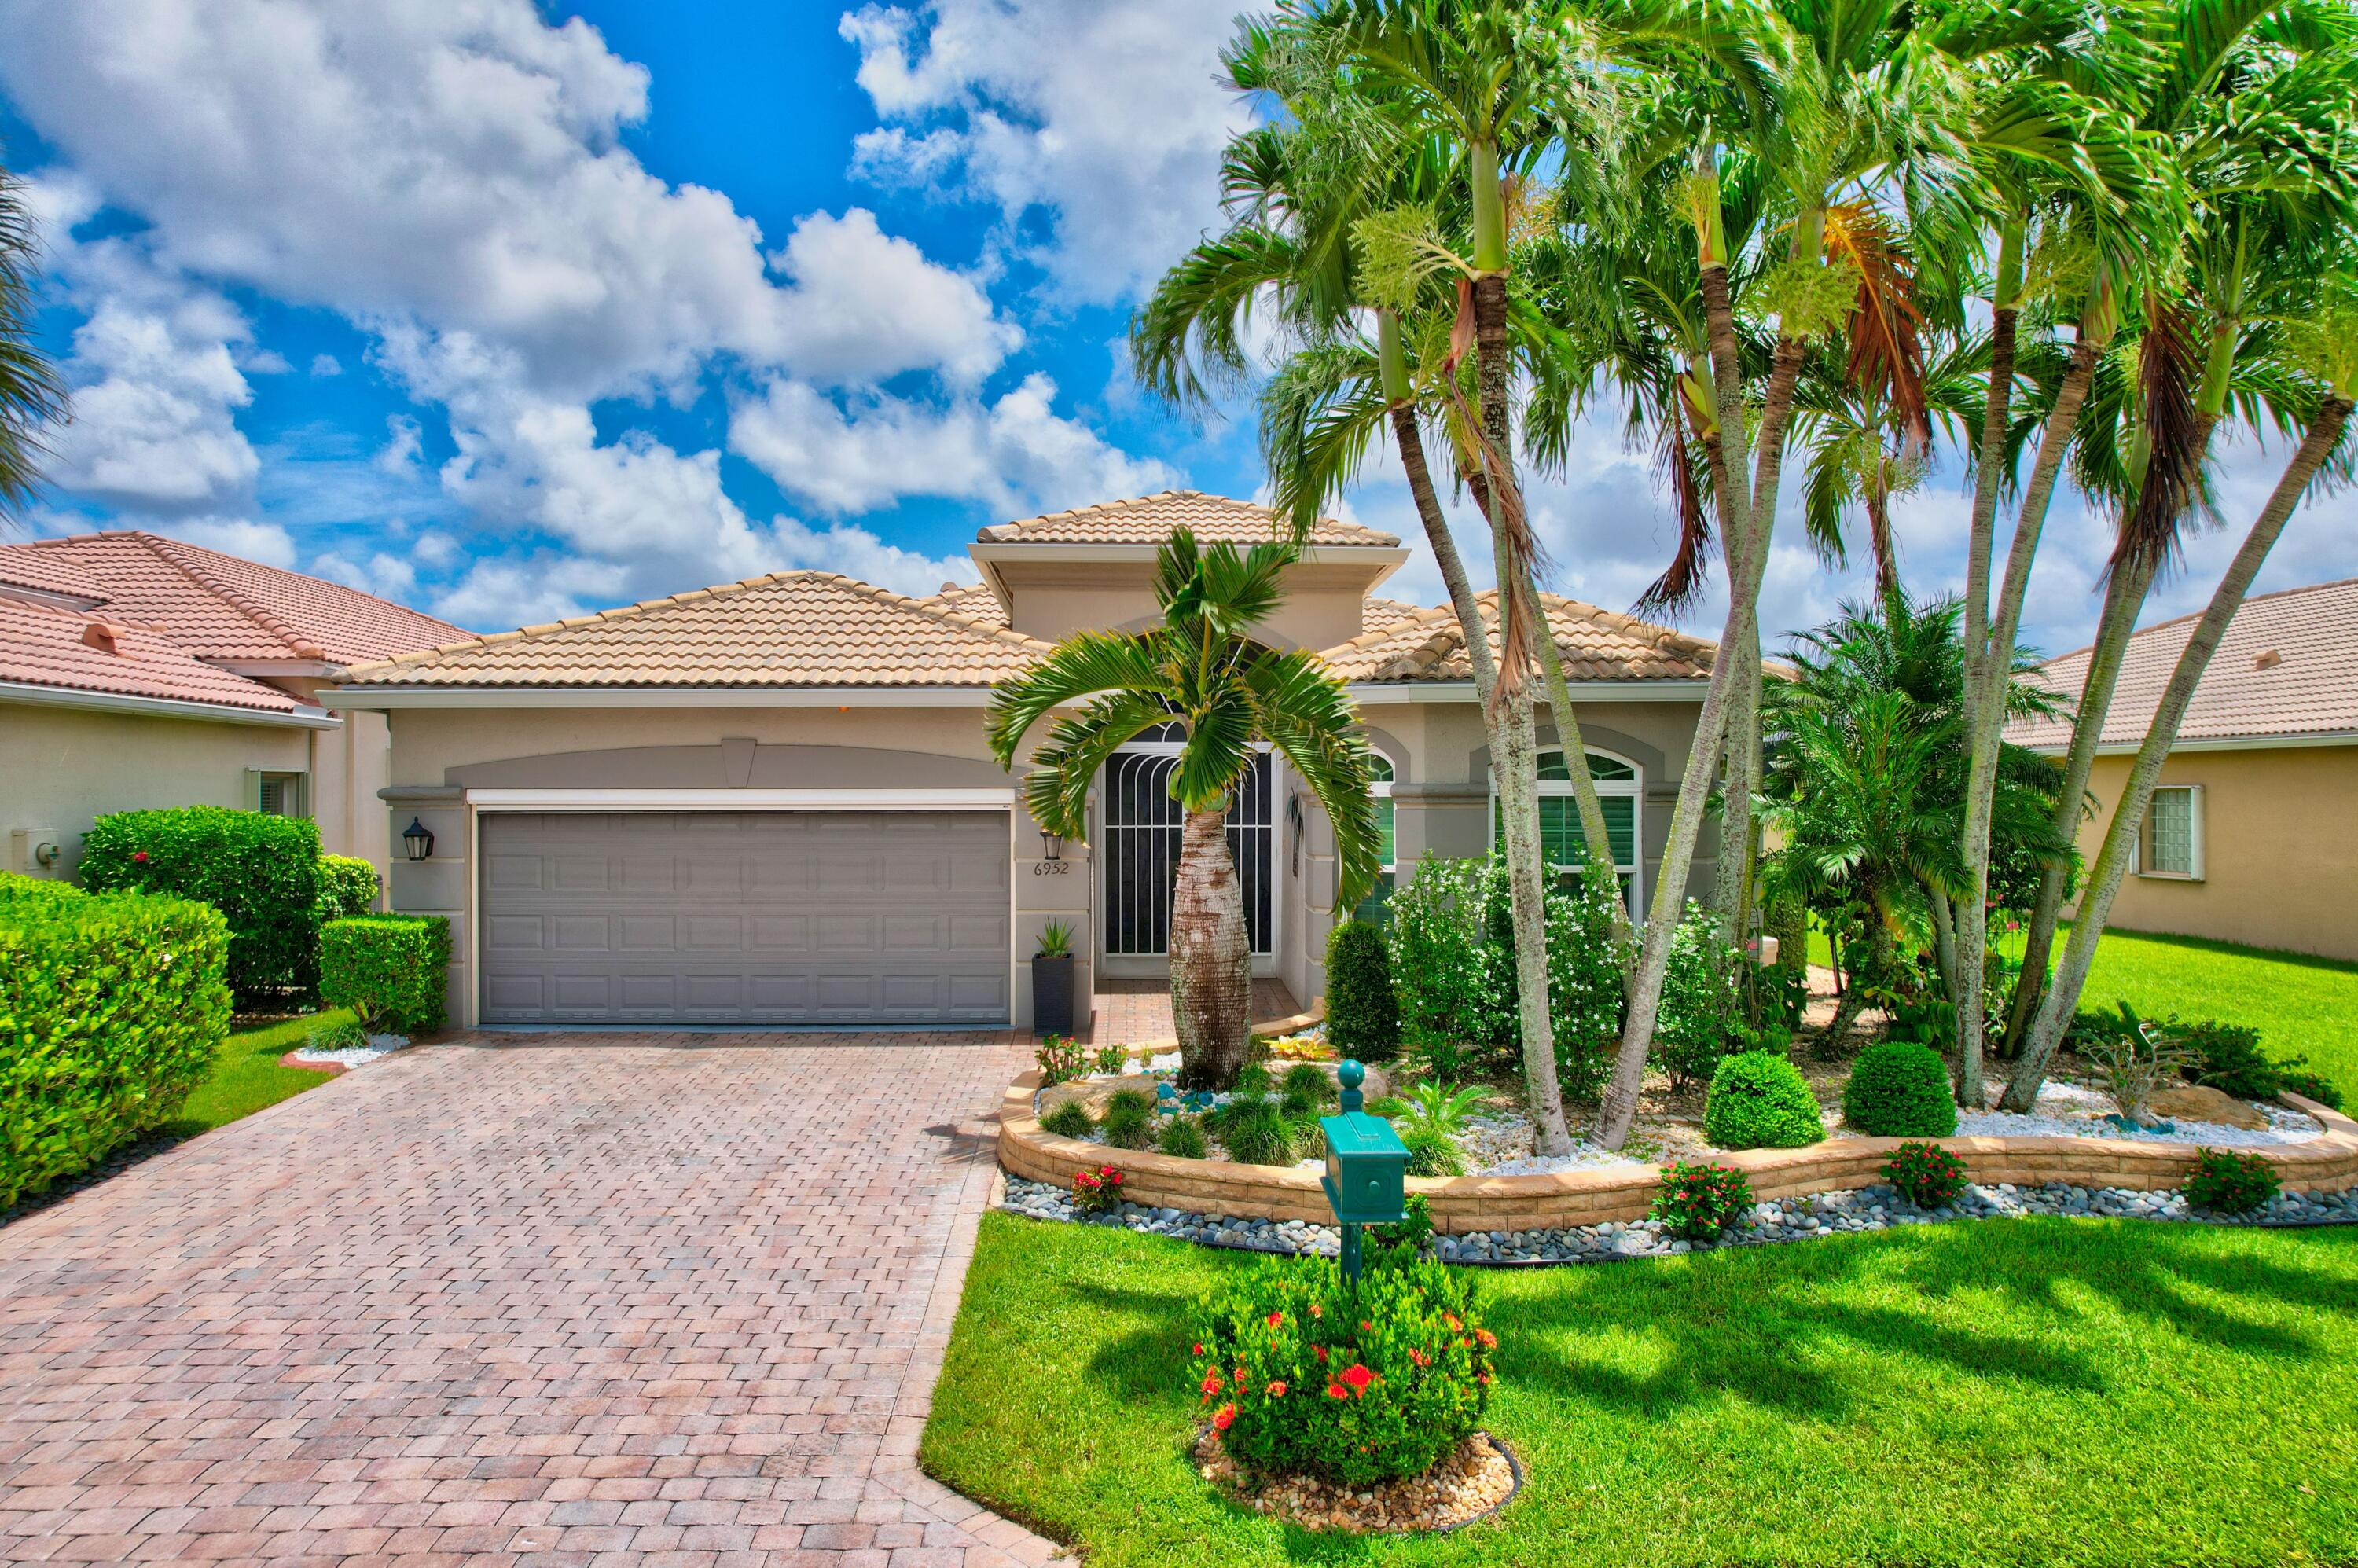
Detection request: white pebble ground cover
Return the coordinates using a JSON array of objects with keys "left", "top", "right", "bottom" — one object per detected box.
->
[
  {"left": 1944, "top": 1078, "right": 2323, "bottom": 1148},
  {"left": 288, "top": 1032, "right": 410, "bottom": 1068}
]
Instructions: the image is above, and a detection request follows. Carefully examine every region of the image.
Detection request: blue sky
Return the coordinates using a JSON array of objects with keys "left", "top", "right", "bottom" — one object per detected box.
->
[{"left": 0, "top": 0, "right": 2347, "bottom": 657}]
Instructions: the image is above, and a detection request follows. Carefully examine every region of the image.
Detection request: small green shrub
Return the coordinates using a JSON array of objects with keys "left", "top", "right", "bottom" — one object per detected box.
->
[
  {"left": 303, "top": 1013, "right": 370, "bottom": 1053},
  {"left": 1278, "top": 1084, "right": 1320, "bottom": 1120},
  {"left": 2279, "top": 1069, "right": 2343, "bottom": 1110},
  {"left": 1100, "top": 1089, "right": 1155, "bottom": 1150},
  {"left": 318, "top": 916, "right": 449, "bottom": 1034},
  {"left": 1702, "top": 1051, "right": 1824, "bottom": 1150},
  {"left": 1158, "top": 1114, "right": 1208, "bottom": 1159},
  {"left": 80, "top": 806, "right": 325, "bottom": 1006},
  {"left": 1217, "top": 1096, "right": 1297, "bottom": 1166},
  {"left": 1190, "top": 1250, "right": 1495, "bottom": 1487},
  {"left": 1651, "top": 1160, "right": 1754, "bottom": 1240},
  {"left": 1652, "top": 901, "right": 1743, "bottom": 1092},
  {"left": 1, "top": 878, "right": 232, "bottom": 1208},
  {"left": 316, "top": 854, "right": 380, "bottom": 921},
  {"left": 1401, "top": 1125, "right": 1464, "bottom": 1177},
  {"left": 1324, "top": 920, "right": 1401, "bottom": 1062},
  {"left": 1092, "top": 1043, "right": 1128, "bottom": 1074},
  {"left": 1368, "top": 1192, "right": 1436, "bottom": 1261},
  {"left": 1039, "top": 1098, "right": 1096, "bottom": 1140},
  {"left": 1071, "top": 1162, "right": 1125, "bottom": 1215},
  {"left": 2184, "top": 1148, "right": 2279, "bottom": 1215},
  {"left": 1842, "top": 1041, "right": 1959, "bottom": 1137},
  {"left": 1882, "top": 1141, "right": 1969, "bottom": 1208},
  {"left": 1034, "top": 1034, "right": 1085, "bottom": 1086},
  {"left": 1280, "top": 1063, "right": 1336, "bottom": 1108}
]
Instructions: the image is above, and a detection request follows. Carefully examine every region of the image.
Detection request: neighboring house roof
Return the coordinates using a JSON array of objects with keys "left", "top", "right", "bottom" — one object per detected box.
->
[
  {"left": 2011, "top": 577, "right": 2358, "bottom": 750},
  {"left": 918, "top": 580, "right": 1005, "bottom": 629},
  {"left": 0, "top": 597, "right": 301, "bottom": 713},
  {"left": 1321, "top": 590, "right": 1717, "bottom": 684},
  {"left": 976, "top": 490, "right": 1400, "bottom": 549},
  {"left": 339, "top": 571, "right": 1054, "bottom": 688},
  {"left": 0, "top": 530, "right": 464, "bottom": 663}
]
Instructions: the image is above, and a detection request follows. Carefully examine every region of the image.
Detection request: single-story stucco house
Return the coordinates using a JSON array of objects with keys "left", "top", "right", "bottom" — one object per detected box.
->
[
  {"left": 2011, "top": 575, "right": 2358, "bottom": 962},
  {"left": 334, "top": 492, "right": 1725, "bottom": 1033},
  {"left": 0, "top": 530, "right": 465, "bottom": 883}
]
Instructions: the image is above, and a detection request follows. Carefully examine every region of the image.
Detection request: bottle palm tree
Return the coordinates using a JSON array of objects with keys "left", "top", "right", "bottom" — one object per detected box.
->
[
  {"left": 0, "top": 160, "right": 67, "bottom": 523},
  {"left": 986, "top": 531, "right": 1384, "bottom": 1090}
]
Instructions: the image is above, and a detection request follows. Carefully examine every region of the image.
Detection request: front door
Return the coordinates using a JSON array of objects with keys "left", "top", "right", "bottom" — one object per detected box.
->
[{"left": 1100, "top": 726, "right": 1273, "bottom": 959}]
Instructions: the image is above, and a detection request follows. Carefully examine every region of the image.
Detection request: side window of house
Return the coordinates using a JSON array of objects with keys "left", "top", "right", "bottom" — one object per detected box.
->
[
  {"left": 2138, "top": 785, "right": 2202, "bottom": 879},
  {"left": 251, "top": 769, "right": 308, "bottom": 818},
  {"left": 1352, "top": 753, "right": 1396, "bottom": 924}
]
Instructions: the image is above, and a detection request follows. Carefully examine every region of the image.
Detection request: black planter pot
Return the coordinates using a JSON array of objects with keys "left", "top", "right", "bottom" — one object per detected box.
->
[{"left": 1031, "top": 953, "right": 1076, "bottom": 1037}]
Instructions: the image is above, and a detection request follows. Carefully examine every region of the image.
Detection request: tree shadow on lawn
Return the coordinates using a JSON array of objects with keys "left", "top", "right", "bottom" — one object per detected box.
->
[{"left": 1049, "top": 1219, "right": 2342, "bottom": 1427}]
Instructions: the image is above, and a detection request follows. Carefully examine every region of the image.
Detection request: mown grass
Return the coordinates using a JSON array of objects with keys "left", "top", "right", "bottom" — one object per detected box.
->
[
  {"left": 924, "top": 1211, "right": 2358, "bottom": 1568},
  {"left": 1810, "top": 924, "right": 2358, "bottom": 1092},
  {"left": 157, "top": 1008, "right": 354, "bottom": 1138}
]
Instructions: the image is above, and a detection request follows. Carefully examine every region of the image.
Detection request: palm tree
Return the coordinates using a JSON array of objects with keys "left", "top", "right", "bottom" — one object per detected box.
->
[
  {"left": 0, "top": 159, "right": 67, "bottom": 523},
  {"left": 986, "top": 532, "right": 1384, "bottom": 1090}
]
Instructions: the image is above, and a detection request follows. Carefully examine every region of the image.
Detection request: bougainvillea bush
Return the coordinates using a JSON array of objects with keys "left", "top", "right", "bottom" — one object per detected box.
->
[
  {"left": 1650, "top": 1160, "right": 1754, "bottom": 1240},
  {"left": 1189, "top": 1252, "right": 1495, "bottom": 1488}
]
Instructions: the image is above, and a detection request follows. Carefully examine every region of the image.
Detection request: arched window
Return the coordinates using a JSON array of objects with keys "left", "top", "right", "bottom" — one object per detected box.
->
[
  {"left": 1353, "top": 751, "right": 1396, "bottom": 923},
  {"left": 1491, "top": 748, "right": 1644, "bottom": 913}
]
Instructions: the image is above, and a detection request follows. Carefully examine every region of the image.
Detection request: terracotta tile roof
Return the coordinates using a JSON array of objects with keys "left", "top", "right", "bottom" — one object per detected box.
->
[
  {"left": 1319, "top": 590, "right": 1717, "bottom": 683},
  {"left": 1357, "top": 597, "right": 1424, "bottom": 637},
  {"left": 916, "top": 581, "right": 1006, "bottom": 629},
  {"left": 0, "top": 597, "right": 301, "bottom": 713},
  {"left": 0, "top": 545, "right": 108, "bottom": 602},
  {"left": 0, "top": 531, "right": 464, "bottom": 663},
  {"left": 2010, "top": 577, "right": 2358, "bottom": 750},
  {"left": 339, "top": 571, "right": 1055, "bottom": 687},
  {"left": 977, "top": 490, "right": 1399, "bottom": 548}
]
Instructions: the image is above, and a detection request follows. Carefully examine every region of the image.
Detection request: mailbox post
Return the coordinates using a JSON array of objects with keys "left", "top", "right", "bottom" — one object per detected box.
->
[{"left": 1317, "top": 1060, "right": 1409, "bottom": 1283}]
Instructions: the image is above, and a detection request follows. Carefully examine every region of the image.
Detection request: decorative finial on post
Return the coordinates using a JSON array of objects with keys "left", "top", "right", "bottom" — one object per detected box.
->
[{"left": 1338, "top": 1058, "right": 1364, "bottom": 1114}]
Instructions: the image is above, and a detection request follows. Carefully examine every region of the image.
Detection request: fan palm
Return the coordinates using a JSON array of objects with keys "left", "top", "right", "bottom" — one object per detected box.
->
[
  {"left": 0, "top": 160, "right": 66, "bottom": 523},
  {"left": 986, "top": 532, "right": 1383, "bottom": 1090}
]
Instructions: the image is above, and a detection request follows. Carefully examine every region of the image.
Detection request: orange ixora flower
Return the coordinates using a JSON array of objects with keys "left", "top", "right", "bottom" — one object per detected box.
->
[
  {"left": 1340, "top": 1364, "right": 1375, "bottom": 1395},
  {"left": 1200, "top": 1372, "right": 1222, "bottom": 1398},
  {"left": 1476, "top": 1328, "right": 1499, "bottom": 1350},
  {"left": 1312, "top": 1345, "right": 1328, "bottom": 1362},
  {"left": 1266, "top": 1311, "right": 1283, "bottom": 1327},
  {"left": 1212, "top": 1403, "right": 1236, "bottom": 1432},
  {"left": 1265, "top": 1380, "right": 1287, "bottom": 1397},
  {"left": 1308, "top": 1304, "right": 1323, "bottom": 1318},
  {"left": 1325, "top": 1383, "right": 1349, "bottom": 1401}
]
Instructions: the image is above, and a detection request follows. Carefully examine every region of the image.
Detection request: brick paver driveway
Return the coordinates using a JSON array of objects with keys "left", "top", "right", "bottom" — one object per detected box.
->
[{"left": 0, "top": 1036, "right": 1063, "bottom": 1567}]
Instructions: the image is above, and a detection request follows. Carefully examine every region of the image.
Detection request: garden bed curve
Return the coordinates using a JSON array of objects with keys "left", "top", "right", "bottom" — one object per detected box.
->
[{"left": 996, "top": 1069, "right": 2358, "bottom": 1233}]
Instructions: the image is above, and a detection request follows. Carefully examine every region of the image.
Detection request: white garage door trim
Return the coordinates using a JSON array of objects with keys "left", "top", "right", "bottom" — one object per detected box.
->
[{"left": 463, "top": 787, "right": 1017, "bottom": 1030}]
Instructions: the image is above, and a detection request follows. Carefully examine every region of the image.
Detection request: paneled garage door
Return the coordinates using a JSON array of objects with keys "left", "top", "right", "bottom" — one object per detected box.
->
[{"left": 478, "top": 810, "right": 1011, "bottom": 1026}]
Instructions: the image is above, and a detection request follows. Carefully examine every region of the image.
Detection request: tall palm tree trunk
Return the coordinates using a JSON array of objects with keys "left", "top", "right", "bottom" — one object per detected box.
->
[
  {"left": 1170, "top": 802, "right": 1252, "bottom": 1091},
  {"left": 1390, "top": 402, "right": 1497, "bottom": 702},
  {"left": 2007, "top": 395, "right": 2353, "bottom": 1107},
  {"left": 1471, "top": 266, "right": 1574, "bottom": 1156},
  {"left": 1952, "top": 335, "right": 2099, "bottom": 1105},
  {"left": 1527, "top": 589, "right": 1636, "bottom": 950}
]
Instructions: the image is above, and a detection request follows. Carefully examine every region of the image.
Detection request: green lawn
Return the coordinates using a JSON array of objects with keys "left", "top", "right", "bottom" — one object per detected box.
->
[
  {"left": 158, "top": 1009, "right": 354, "bottom": 1138},
  {"left": 925, "top": 1212, "right": 2358, "bottom": 1568},
  {"left": 1810, "top": 924, "right": 2358, "bottom": 1091}
]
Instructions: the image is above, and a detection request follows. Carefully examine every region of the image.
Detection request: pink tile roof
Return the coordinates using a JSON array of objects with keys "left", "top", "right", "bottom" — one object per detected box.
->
[
  {"left": 0, "top": 531, "right": 465, "bottom": 663},
  {"left": 2011, "top": 577, "right": 2358, "bottom": 749},
  {"left": 977, "top": 490, "right": 1399, "bottom": 548},
  {"left": 0, "top": 597, "right": 300, "bottom": 713},
  {"left": 1320, "top": 590, "right": 1717, "bottom": 682}
]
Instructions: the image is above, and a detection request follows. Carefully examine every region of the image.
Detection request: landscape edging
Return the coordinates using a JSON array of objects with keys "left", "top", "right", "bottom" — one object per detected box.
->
[{"left": 995, "top": 1070, "right": 2358, "bottom": 1233}]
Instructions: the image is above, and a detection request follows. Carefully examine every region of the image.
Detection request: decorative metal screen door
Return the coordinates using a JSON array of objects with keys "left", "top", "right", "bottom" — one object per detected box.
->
[{"left": 1101, "top": 729, "right": 1274, "bottom": 957}]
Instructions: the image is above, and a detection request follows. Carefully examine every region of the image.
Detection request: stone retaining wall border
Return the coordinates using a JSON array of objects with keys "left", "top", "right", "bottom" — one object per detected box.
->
[{"left": 995, "top": 1070, "right": 2358, "bottom": 1233}]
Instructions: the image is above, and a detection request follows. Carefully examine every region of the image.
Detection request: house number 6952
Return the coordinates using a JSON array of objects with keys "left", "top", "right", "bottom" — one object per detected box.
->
[{"left": 1032, "top": 861, "right": 1073, "bottom": 876}]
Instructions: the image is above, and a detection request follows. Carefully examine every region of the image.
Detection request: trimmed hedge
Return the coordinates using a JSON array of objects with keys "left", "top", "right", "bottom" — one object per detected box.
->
[
  {"left": 82, "top": 807, "right": 325, "bottom": 1007},
  {"left": 320, "top": 916, "right": 450, "bottom": 1034},
  {"left": 1324, "top": 919, "right": 1400, "bottom": 1061},
  {"left": 1842, "top": 1041, "right": 1959, "bottom": 1137},
  {"left": 318, "top": 854, "right": 380, "bottom": 922},
  {"left": 1702, "top": 1051, "right": 1825, "bottom": 1149},
  {"left": 1, "top": 875, "right": 231, "bottom": 1209}
]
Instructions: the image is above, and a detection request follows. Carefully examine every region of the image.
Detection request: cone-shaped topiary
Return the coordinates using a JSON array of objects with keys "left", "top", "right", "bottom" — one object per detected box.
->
[
  {"left": 1701, "top": 1051, "right": 1825, "bottom": 1149},
  {"left": 1842, "top": 1041, "right": 1959, "bottom": 1137},
  {"left": 1324, "top": 919, "right": 1400, "bottom": 1061}
]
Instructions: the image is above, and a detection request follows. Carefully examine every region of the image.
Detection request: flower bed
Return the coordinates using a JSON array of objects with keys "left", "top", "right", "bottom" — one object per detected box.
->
[{"left": 997, "top": 1067, "right": 2358, "bottom": 1235}]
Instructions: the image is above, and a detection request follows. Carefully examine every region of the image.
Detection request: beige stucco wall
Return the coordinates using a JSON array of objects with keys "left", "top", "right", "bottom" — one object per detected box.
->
[
  {"left": 2076, "top": 744, "right": 2358, "bottom": 962},
  {"left": 0, "top": 701, "right": 313, "bottom": 880},
  {"left": 990, "top": 556, "right": 1387, "bottom": 652}
]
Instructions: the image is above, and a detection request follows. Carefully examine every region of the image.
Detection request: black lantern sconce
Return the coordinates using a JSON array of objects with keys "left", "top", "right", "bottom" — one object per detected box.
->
[
  {"left": 1038, "top": 828, "right": 1064, "bottom": 861},
  {"left": 402, "top": 817, "right": 435, "bottom": 862}
]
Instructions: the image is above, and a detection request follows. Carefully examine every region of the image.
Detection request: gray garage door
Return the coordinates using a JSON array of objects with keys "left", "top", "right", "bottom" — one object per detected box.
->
[{"left": 478, "top": 810, "right": 1010, "bottom": 1026}]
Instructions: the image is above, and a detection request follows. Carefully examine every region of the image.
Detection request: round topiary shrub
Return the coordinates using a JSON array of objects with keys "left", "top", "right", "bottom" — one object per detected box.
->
[
  {"left": 1324, "top": 919, "right": 1401, "bottom": 1062},
  {"left": 1842, "top": 1041, "right": 1959, "bottom": 1137},
  {"left": 1191, "top": 1251, "right": 1495, "bottom": 1488},
  {"left": 1701, "top": 1051, "right": 1825, "bottom": 1149}
]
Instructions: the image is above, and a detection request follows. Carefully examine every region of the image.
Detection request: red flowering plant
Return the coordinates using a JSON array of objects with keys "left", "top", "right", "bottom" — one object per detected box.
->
[
  {"left": 1186, "top": 1251, "right": 1493, "bottom": 1488},
  {"left": 1070, "top": 1162, "right": 1125, "bottom": 1215},
  {"left": 1649, "top": 1160, "right": 1754, "bottom": 1240}
]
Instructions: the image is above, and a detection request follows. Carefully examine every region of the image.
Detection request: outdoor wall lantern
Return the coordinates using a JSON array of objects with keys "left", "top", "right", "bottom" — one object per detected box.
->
[
  {"left": 402, "top": 817, "right": 435, "bottom": 861},
  {"left": 1319, "top": 1060, "right": 1409, "bottom": 1282},
  {"left": 1039, "top": 828, "right": 1064, "bottom": 861}
]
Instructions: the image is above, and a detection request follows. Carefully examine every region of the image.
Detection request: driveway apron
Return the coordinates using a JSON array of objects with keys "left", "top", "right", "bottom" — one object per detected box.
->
[{"left": 0, "top": 1036, "right": 1064, "bottom": 1566}]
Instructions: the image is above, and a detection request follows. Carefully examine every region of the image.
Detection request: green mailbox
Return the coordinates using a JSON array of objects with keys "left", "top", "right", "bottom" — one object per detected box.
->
[{"left": 1318, "top": 1060, "right": 1408, "bottom": 1280}]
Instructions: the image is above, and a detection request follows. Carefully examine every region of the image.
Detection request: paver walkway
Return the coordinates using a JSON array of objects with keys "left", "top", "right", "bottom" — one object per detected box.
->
[{"left": 0, "top": 1036, "right": 1064, "bottom": 1566}]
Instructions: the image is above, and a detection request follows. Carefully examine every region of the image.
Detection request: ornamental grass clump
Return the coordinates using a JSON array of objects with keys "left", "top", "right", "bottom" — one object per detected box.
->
[
  {"left": 1188, "top": 1251, "right": 1495, "bottom": 1489},
  {"left": 1215, "top": 1095, "right": 1298, "bottom": 1166},
  {"left": 1650, "top": 1161, "right": 1754, "bottom": 1241},
  {"left": 1039, "top": 1098, "right": 1095, "bottom": 1140},
  {"left": 1100, "top": 1089, "right": 1155, "bottom": 1150},
  {"left": 1842, "top": 1041, "right": 1959, "bottom": 1137},
  {"left": 1882, "top": 1141, "right": 1969, "bottom": 1208},
  {"left": 1701, "top": 1051, "right": 1824, "bottom": 1149},
  {"left": 1158, "top": 1114, "right": 1209, "bottom": 1159},
  {"left": 2184, "top": 1147, "right": 2280, "bottom": 1215}
]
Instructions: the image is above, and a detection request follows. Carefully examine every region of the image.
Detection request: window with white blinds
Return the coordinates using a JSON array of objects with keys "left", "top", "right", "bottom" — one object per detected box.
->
[{"left": 2137, "top": 785, "right": 2202, "bottom": 879}]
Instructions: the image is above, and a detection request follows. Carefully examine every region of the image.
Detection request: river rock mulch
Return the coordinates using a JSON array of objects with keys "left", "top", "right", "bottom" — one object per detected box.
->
[
  {"left": 999, "top": 1173, "right": 2358, "bottom": 1265},
  {"left": 1192, "top": 1426, "right": 1518, "bottom": 1534}
]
